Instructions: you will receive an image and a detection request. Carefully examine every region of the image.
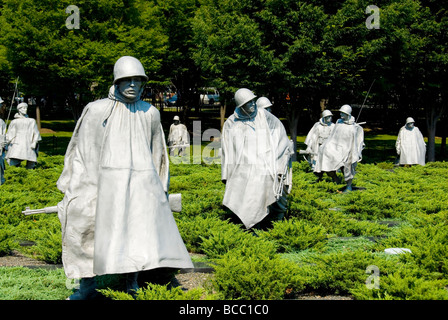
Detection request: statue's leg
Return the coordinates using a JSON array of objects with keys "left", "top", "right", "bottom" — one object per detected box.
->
[
  {"left": 327, "top": 171, "right": 340, "bottom": 184},
  {"left": 313, "top": 172, "right": 323, "bottom": 182},
  {"left": 25, "top": 161, "right": 36, "bottom": 169},
  {"left": 68, "top": 277, "right": 99, "bottom": 300},
  {"left": 125, "top": 272, "right": 140, "bottom": 297}
]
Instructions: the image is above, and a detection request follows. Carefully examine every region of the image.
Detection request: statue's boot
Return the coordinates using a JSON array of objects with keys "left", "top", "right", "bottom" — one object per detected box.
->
[
  {"left": 126, "top": 272, "right": 139, "bottom": 297},
  {"left": 68, "top": 277, "right": 99, "bottom": 300}
]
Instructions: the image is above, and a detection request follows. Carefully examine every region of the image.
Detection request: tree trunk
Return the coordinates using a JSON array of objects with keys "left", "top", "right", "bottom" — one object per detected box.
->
[
  {"left": 440, "top": 115, "right": 446, "bottom": 157},
  {"left": 36, "top": 105, "right": 41, "bottom": 131},
  {"left": 286, "top": 94, "right": 299, "bottom": 161},
  {"left": 288, "top": 113, "right": 299, "bottom": 162},
  {"left": 220, "top": 101, "right": 227, "bottom": 131},
  {"left": 425, "top": 103, "right": 444, "bottom": 162}
]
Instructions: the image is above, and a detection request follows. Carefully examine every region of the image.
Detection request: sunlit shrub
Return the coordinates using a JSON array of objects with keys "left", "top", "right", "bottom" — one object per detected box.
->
[{"left": 259, "top": 218, "right": 327, "bottom": 252}]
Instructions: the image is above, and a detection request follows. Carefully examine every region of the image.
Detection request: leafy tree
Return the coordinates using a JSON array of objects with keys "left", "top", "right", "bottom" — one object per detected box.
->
[
  {"left": 0, "top": 0, "right": 168, "bottom": 119},
  {"left": 192, "top": 0, "right": 329, "bottom": 157},
  {"left": 256, "top": 0, "right": 330, "bottom": 159},
  {"left": 192, "top": 0, "right": 273, "bottom": 129},
  {"left": 154, "top": 0, "right": 202, "bottom": 125},
  {"left": 324, "top": 0, "right": 447, "bottom": 162}
]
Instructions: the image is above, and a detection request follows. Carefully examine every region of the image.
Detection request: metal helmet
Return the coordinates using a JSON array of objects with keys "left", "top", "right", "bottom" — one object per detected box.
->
[
  {"left": 339, "top": 104, "right": 352, "bottom": 115},
  {"left": 321, "top": 110, "right": 333, "bottom": 118},
  {"left": 173, "top": 115, "right": 180, "bottom": 121},
  {"left": 406, "top": 117, "right": 415, "bottom": 124},
  {"left": 234, "top": 88, "right": 256, "bottom": 108},
  {"left": 113, "top": 56, "right": 148, "bottom": 84},
  {"left": 256, "top": 97, "right": 273, "bottom": 110},
  {"left": 0, "top": 97, "right": 3, "bottom": 104}
]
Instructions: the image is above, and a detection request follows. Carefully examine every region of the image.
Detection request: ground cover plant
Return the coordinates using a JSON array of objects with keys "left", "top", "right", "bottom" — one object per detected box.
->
[{"left": 0, "top": 127, "right": 447, "bottom": 300}]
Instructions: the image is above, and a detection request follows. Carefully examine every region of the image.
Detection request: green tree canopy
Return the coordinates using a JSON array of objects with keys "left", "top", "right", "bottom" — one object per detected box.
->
[{"left": 0, "top": 0, "right": 168, "bottom": 118}]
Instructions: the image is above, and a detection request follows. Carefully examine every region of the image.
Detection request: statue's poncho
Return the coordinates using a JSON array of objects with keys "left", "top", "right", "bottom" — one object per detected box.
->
[
  {"left": 396, "top": 126, "right": 426, "bottom": 165},
  {"left": 221, "top": 107, "right": 292, "bottom": 229},
  {"left": 57, "top": 88, "right": 193, "bottom": 279},
  {"left": 304, "top": 118, "right": 334, "bottom": 170},
  {"left": 5, "top": 113, "right": 41, "bottom": 163},
  {"left": 0, "top": 119, "right": 6, "bottom": 184},
  {"left": 168, "top": 123, "right": 190, "bottom": 155},
  {"left": 316, "top": 117, "right": 364, "bottom": 181}
]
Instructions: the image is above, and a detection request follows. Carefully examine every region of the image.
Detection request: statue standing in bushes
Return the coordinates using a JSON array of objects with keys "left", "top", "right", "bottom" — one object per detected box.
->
[
  {"left": 0, "top": 97, "right": 6, "bottom": 184},
  {"left": 304, "top": 110, "right": 335, "bottom": 180},
  {"left": 256, "top": 96, "right": 273, "bottom": 113},
  {"left": 396, "top": 117, "right": 426, "bottom": 166},
  {"left": 315, "top": 104, "right": 364, "bottom": 192},
  {"left": 221, "top": 88, "right": 293, "bottom": 231},
  {"left": 57, "top": 56, "right": 193, "bottom": 300},
  {"left": 167, "top": 115, "right": 189, "bottom": 156},
  {"left": 5, "top": 102, "right": 41, "bottom": 169}
]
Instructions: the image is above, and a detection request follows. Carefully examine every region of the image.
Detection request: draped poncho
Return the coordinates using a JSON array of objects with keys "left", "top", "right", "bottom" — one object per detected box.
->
[
  {"left": 304, "top": 118, "right": 335, "bottom": 171},
  {"left": 56, "top": 87, "right": 193, "bottom": 279},
  {"left": 0, "top": 119, "right": 6, "bottom": 184},
  {"left": 221, "top": 107, "right": 293, "bottom": 229},
  {"left": 5, "top": 113, "right": 41, "bottom": 163},
  {"left": 396, "top": 126, "right": 426, "bottom": 165},
  {"left": 316, "top": 117, "right": 364, "bottom": 180}
]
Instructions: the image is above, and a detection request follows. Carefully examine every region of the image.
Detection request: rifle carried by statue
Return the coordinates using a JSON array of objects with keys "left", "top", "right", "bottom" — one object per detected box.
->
[
  {"left": 23, "top": 193, "right": 183, "bottom": 215},
  {"left": 274, "top": 140, "right": 294, "bottom": 201}
]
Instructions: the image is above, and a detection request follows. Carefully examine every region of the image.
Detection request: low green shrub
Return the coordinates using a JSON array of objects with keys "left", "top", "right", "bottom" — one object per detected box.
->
[
  {"left": 0, "top": 228, "right": 14, "bottom": 256},
  {"left": 351, "top": 262, "right": 448, "bottom": 300},
  {"left": 14, "top": 216, "right": 62, "bottom": 264},
  {"left": 290, "top": 250, "right": 377, "bottom": 295},
  {"left": 200, "top": 225, "right": 274, "bottom": 259},
  {"left": 378, "top": 213, "right": 448, "bottom": 276},
  {"left": 176, "top": 216, "right": 237, "bottom": 254},
  {"left": 212, "top": 245, "right": 304, "bottom": 300},
  {"left": 99, "top": 282, "right": 212, "bottom": 300},
  {"left": 259, "top": 218, "right": 327, "bottom": 252}
]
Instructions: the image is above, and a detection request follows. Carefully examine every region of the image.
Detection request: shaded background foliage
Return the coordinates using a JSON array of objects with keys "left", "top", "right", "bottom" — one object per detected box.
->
[{"left": 0, "top": 0, "right": 447, "bottom": 160}]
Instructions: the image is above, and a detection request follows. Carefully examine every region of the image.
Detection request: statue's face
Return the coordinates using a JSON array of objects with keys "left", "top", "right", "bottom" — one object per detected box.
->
[
  {"left": 241, "top": 99, "right": 256, "bottom": 114},
  {"left": 340, "top": 112, "right": 350, "bottom": 121},
  {"left": 117, "top": 77, "right": 143, "bottom": 100},
  {"left": 406, "top": 122, "right": 415, "bottom": 129},
  {"left": 18, "top": 105, "right": 28, "bottom": 114},
  {"left": 323, "top": 115, "right": 332, "bottom": 123}
]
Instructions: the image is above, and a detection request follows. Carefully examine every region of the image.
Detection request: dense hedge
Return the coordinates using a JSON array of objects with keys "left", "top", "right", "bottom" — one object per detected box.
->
[{"left": 1, "top": 152, "right": 448, "bottom": 300}]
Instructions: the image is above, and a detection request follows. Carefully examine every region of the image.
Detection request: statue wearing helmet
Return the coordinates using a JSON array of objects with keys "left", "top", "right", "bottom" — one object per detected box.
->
[
  {"left": 315, "top": 104, "right": 365, "bottom": 192},
  {"left": 167, "top": 115, "right": 190, "bottom": 157},
  {"left": 5, "top": 102, "right": 41, "bottom": 170},
  {"left": 113, "top": 56, "right": 149, "bottom": 84},
  {"left": 256, "top": 97, "right": 273, "bottom": 113},
  {"left": 396, "top": 117, "right": 426, "bottom": 166},
  {"left": 304, "top": 110, "right": 335, "bottom": 177},
  {"left": 57, "top": 56, "right": 193, "bottom": 300},
  {"left": 221, "top": 88, "right": 294, "bottom": 231}
]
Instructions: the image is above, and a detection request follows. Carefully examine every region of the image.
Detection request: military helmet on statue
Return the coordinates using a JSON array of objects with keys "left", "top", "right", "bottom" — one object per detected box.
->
[
  {"left": 321, "top": 110, "right": 333, "bottom": 118},
  {"left": 256, "top": 97, "right": 273, "bottom": 110},
  {"left": 113, "top": 56, "right": 148, "bottom": 84},
  {"left": 339, "top": 104, "right": 352, "bottom": 116},
  {"left": 234, "top": 88, "right": 257, "bottom": 108},
  {"left": 406, "top": 117, "right": 415, "bottom": 124}
]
